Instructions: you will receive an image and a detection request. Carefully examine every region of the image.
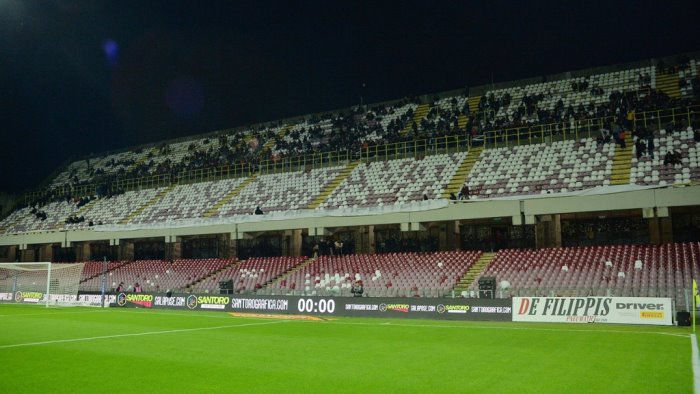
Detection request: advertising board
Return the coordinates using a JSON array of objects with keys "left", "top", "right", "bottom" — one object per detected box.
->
[
  {"left": 0, "top": 292, "right": 117, "bottom": 305},
  {"left": 113, "top": 292, "right": 512, "bottom": 321},
  {"left": 512, "top": 296, "right": 673, "bottom": 326}
]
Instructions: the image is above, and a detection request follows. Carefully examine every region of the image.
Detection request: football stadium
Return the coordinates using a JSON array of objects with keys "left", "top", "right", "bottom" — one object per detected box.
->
[{"left": 1, "top": 2, "right": 699, "bottom": 393}]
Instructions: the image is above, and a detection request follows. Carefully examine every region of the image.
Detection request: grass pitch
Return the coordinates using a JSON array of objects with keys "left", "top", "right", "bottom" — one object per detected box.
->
[{"left": 0, "top": 304, "right": 693, "bottom": 393}]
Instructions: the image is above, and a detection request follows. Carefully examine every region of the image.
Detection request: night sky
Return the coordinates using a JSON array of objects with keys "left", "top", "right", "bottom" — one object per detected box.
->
[{"left": 0, "top": 0, "right": 698, "bottom": 195}]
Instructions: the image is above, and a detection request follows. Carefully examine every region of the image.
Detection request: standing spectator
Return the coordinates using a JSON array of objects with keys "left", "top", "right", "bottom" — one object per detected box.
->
[
  {"left": 635, "top": 139, "right": 646, "bottom": 159},
  {"left": 334, "top": 240, "right": 343, "bottom": 255},
  {"left": 646, "top": 137, "right": 655, "bottom": 159},
  {"left": 626, "top": 110, "right": 635, "bottom": 130},
  {"left": 134, "top": 283, "right": 143, "bottom": 293},
  {"left": 458, "top": 184, "right": 470, "bottom": 200},
  {"left": 612, "top": 123, "right": 622, "bottom": 146},
  {"left": 614, "top": 124, "right": 627, "bottom": 149}
]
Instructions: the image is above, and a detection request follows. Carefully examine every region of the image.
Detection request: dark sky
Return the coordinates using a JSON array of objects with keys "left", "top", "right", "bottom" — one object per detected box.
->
[{"left": 0, "top": 0, "right": 698, "bottom": 195}]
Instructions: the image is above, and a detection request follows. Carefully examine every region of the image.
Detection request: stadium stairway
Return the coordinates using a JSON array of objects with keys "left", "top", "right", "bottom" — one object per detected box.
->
[
  {"left": 79, "top": 261, "right": 131, "bottom": 284},
  {"left": 453, "top": 251, "right": 494, "bottom": 295},
  {"left": 441, "top": 147, "right": 483, "bottom": 198},
  {"left": 262, "top": 124, "right": 293, "bottom": 151},
  {"left": 610, "top": 144, "right": 633, "bottom": 185},
  {"left": 202, "top": 174, "right": 259, "bottom": 218},
  {"left": 401, "top": 103, "right": 430, "bottom": 136},
  {"left": 184, "top": 259, "right": 239, "bottom": 291},
  {"left": 457, "top": 113, "right": 468, "bottom": 131},
  {"left": 467, "top": 96, "right": 481, "bottom": 115},
  {"left": 307, "top": 161, "right": 361, "bottom": 209},
  {"left": 120, "top": 184, "right": 177, "bottom": 224},
  {"left": 655, "top": 71, "right": 681, "bottom": 99},
  {"left": 265, "top": 256, "right": 317, "bottom": 289}
]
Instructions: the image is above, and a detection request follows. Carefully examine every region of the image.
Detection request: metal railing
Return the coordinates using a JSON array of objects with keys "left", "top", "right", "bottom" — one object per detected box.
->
[
  {"left": 359, "top": 135, "right": 471, "bottom": 162},
  {"left": 176, "top": 163, "right": 254, "bottom": 184},
  {"left": 480, "top": 105, "right": 699, "bottom": 149},
  {"left": 257, "top": 150, "right": 353, "bottom": 174}
]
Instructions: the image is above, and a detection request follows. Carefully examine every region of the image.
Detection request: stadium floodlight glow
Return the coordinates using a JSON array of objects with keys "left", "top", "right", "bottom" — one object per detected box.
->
[{"left": 0, "top": 262, "right": 84, "bottom": 307}]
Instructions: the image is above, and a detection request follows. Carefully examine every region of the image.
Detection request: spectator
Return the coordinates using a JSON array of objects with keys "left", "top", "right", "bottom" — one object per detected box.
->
[
  {"left": 663, "top": 150, "right": 682, "bottom": 167},
  {"left": 458, "top": 184, "right": 470, "bottom": 200},
  {"left": 351, "top": 281, "right": 363, "bottom": 297},
  {"left": 646, "top": 137, "right": 655, "bottom": 159},
  {"left": 618, "top": 127, "right": 627, "bottom": 149},
  {"left": 334, "top": 240, "right": 343, "bottom": 255},
  {"left": 254, "top": 206, "right": 264, "bottom": 215},
  {"left": 635, "top": 139, "right": 646, "bottom": 159},
  {"left": 133, "top": 282, "right": 143, "bottom": 293}
]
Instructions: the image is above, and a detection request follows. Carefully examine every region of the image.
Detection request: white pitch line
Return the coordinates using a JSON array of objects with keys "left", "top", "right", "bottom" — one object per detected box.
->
[
  {"left": 0, "top": 320, "right": 285, "bottom": 349},
  {"left": 293, "top": 319, "right": 689, "bottom": 338},
  {"left": 691, "top": 335, "right": 700, "bottom": 394},
  {"left": 112, "top": 308, "right": 241, "bottom": 320},
  {"left": 0, "top": 309, "right": 109, "bottom": 318}
]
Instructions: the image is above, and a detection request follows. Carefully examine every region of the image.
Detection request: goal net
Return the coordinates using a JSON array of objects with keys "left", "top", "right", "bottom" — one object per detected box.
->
[{"left": 0, "top": 262, "right": 85, "bottom": 307}]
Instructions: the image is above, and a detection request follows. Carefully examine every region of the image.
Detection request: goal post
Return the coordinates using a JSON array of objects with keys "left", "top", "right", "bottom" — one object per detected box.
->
[{"left": 0, "top": 262, "right": 85, "bottom": 307}]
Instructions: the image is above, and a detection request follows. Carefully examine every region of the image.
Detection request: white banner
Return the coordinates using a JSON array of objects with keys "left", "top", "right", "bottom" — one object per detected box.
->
[{"left": 512, "top": 296, "right": 672, "bottom": 326}]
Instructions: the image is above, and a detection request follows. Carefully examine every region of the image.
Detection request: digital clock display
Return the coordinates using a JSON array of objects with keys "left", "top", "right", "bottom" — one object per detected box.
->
[{"left": 297, "top": 298, "right": 336, "bottom": 314}]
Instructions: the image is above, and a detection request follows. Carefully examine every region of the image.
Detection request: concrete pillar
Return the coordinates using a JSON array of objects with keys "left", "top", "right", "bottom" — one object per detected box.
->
[
  {"left": 452, "top": 220, "right": 461, "bottom": 251},
  {"left": 75, "top": 242, "right": 91, "bottom": 261},
  {"left": 228, "top": 239, "right": 237, "bottom": 259},
  {"left": 171, "top": 241, "right": 182, "bottom": 260},
  {"left": 659, "top": 217, "right": 673, "bottom": 244},
  {"left": 353, "top": 227, "right": 362, "bottom": 254},
  {"left": 39, "top": 244, "right": 53, "bottom": 262},
  {"left": 120, "top": 241, "right": 134, "bottom": 261},
  {"left": 290, "top": 229, "right": 302, "bottom": 257},
  {"left": 367, "top": 225, "right": 375, "bottom": 254},
  {"left": 21, "top": 248, "right": 36, "bottom": 262},
  {"left": 437, "top": 223, "right": 447, "bottom": 251},
  {"left": 164, "top": 237, "right": 181, "bottom": 261},
  {"left": 552, "top": 214, "right": 562, "bottom": 247},
  {"left": 355, "top": 226, "right": 375, "bottom": 254},
  {"left": 1, "top": 245, "right": 17, "bottom": 262},
  {"left": 536, "top": 214, "right": 562, "bottom": 248},
  {"left": 440, "top": 221, "right": 459, "bottom": 251},
  {"left": 648, "top": 218, "right": 661, "bottom": 245}
]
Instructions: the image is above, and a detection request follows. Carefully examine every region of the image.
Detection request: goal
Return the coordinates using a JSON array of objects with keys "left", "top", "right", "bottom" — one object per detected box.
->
[{"left": 0, "top": 262, "right": 85, "bottom": 307}]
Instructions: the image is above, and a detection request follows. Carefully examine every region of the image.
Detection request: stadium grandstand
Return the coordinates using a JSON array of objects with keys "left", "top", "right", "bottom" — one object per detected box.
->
[{"left": 0, "top": 52, "right": 699, "bottom": 312}]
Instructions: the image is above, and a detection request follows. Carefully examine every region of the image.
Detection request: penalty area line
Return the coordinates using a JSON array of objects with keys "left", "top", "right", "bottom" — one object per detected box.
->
[{"left": 0, "top": 320, "right": 286, "bottom": 349}]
